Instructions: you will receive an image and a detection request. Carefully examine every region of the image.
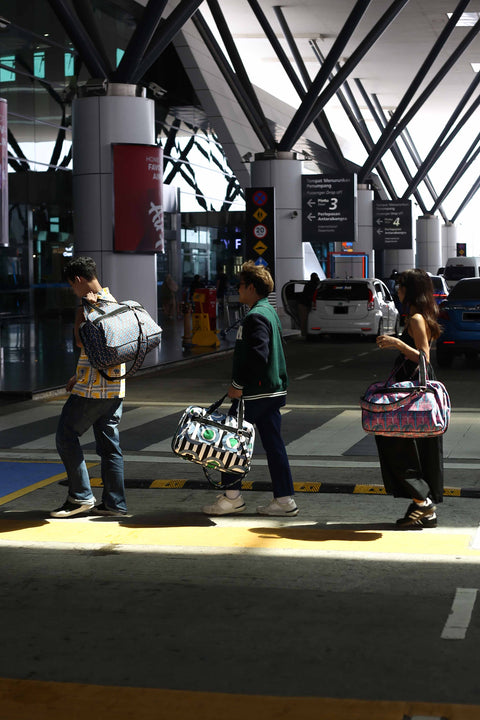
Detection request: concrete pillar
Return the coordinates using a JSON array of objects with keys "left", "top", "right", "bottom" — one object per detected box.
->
[
  {"left": 383, "top": 248, "right": 416, "bottom": 277},
  {"left": 250, "top": 151, "right": 303, "bottom": 320},
  {"left": 415, "top": 214, "right": 441, "bottom": 273},
  {"left": 72, "top": 82, "right": 159, "bottom": 367},
  {"left": 441, "top": 222, "right": 458, "bottom": 265},
  {"left": 357, "top": 185, "right": 374, "bottom": 278}
]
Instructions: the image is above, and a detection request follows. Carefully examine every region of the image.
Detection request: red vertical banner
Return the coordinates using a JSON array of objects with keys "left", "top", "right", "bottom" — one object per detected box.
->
[
  {"left": 113, "top": 144, "right": 164, "bottom": 253},
  {"left": 0, "top": 98, "right": 8, "bottom": 247}
]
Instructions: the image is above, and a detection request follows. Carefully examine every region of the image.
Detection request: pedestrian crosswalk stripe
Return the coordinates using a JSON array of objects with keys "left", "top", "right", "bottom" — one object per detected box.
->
[
  {"left": 14, "top": 406, "right": 179, "bottom": 451},
  {"left": 286, "top": 410, "right": 366, "bottom": 456},
  {"left": 0, "top": 405, "right": 59, "bottom": 432},
  {"left": 3, "top": 403, "right": 480, "bottom": 461}
]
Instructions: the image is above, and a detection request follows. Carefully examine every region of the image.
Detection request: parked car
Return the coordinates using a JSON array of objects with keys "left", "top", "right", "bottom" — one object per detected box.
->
[
  {"left": 427, "top": 272, "right": 449, "bottom": 305},
  {"left": 436, "top": 277, "right": 480, "bottom": 367},
  {"left": 306, "top": 278, "right": 399, "bottom": 339},
  {"left": 444, "top": 256, "right": 480, "bottom": 288}
]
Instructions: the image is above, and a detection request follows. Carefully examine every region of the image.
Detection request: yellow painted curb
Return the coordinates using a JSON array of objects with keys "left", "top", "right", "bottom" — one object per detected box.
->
[
  {"left": 0, "top": 678, "right": 479, "bottom": 720},
  {"left": 0, "top": 517, "right": 478, "bottom": 557}
]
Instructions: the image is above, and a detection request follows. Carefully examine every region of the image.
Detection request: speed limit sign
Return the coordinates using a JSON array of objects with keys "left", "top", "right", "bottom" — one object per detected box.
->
[{"left": 253, "top": 224, "right": 268, "bottom": 239}]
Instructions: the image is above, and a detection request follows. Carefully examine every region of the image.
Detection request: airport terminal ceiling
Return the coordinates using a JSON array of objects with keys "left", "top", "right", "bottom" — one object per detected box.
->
[{"left": 3, "top": 0, "right": 480, "bottom": 221}]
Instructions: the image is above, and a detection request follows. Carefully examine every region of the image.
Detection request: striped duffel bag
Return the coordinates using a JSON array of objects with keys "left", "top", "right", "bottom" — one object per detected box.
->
[{"left": 171, "top": 395, "right": 255, "bottom": 482}]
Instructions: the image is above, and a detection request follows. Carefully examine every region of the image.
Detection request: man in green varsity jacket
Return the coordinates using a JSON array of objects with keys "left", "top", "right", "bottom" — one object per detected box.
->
[{"left": 203, "top": 261, "right": 297, "bottom": 517}]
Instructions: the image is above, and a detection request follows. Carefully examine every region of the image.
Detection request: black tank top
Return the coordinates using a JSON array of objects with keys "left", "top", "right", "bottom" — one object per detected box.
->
[{"left": 393, "top": 327, "right": 435, "bottom": 382}]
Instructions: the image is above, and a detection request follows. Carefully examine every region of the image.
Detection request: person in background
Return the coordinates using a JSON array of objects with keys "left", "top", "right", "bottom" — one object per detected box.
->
[
  {"left": 202, "top": 261, "right": 297, "bottom": 517},
  {"left": 297, "top": 272, "right": 320, "bottom": 337},
  {"left": 375, "top": 268, "right": 443, "bottom": 529},
  {"left": 160, "top": 273, "right": 178, "bottom": 319},
  {"left": 51, "top": 256, "right": 127, "bottom": 518},
  {"left": 216, "top": 269, "right": 228, "bottom": 312},
  {"left": 190, "top": 274, "right": 203, "bottom": 300}
]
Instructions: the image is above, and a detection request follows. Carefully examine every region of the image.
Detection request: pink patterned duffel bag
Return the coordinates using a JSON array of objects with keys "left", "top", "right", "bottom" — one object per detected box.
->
[{"left": 360, "top": 351, "right": 451, "bottom": 438}]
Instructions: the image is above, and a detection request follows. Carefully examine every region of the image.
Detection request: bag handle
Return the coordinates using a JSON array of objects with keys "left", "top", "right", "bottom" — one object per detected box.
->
[
  {"left": 417, "top": 349, "right": 428, "bottom": 389},
  {"left": 207, "top": 394, "right": 245, "bottom": 429},
  {"left": 384, "top": 347, "right": 429, "bottom": 388}
]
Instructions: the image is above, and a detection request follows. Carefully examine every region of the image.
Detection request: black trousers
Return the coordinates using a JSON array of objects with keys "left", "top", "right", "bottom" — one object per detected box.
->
[{"left": 375, "top": 435, "right": 444, "bottom": 504}]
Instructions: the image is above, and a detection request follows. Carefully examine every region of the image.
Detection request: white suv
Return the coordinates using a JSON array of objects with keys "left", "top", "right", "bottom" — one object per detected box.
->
[{"left": 307, "top": 278, "right": 399, "bottom": 339}]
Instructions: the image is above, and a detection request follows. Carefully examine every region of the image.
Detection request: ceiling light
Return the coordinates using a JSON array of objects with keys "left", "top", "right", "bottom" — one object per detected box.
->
[{"left": 447, "top": 12, "right": 480, "bottom": 26}]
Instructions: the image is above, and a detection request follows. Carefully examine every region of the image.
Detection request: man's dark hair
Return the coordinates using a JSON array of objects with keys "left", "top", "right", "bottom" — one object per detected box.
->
[{"left": 64, "top": 256, "right": 98, "bottom": 282}]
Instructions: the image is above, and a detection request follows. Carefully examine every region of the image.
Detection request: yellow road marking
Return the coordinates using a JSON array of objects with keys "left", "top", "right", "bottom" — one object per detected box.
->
[
  {"left": 150, "top": 479, "right": 187, "bottom": 488},
  {"left": 0, "top": 516, "right": 478, "bottom": 556},
  {"left": 0, "top": 678, "right": 478, "bottom": 720},
  {"left": 353, "top": 484, "right": 386, "bottom": 494}
]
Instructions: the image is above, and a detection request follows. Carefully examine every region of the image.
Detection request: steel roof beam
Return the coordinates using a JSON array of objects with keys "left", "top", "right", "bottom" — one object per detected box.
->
[
  {"left": 247, "top": 0, "right": 346, "bottom": 167},
  {"left": 132, "top": 0, "right": 205, "bottom": 83},
  {"left": 309, "top": 40, "right": 397, "bottom": 199},
  {"left": 401, "top": 72, "right": 480, "bottom": 199},
  {"left": 373, "top": 98, "right": 447, "bottom": 220},
  {"left": 360, "top": 0, "right": 475, "bottom": 181},
  {"left": 451, "top": 174, "right": 480, "bottom": 224},
  {"left": 7, "top": 129, "right": 30, "bottom": 172},
  {"left": 48, "top": 109, "right": 67, "bottom": 172},
  {"left": 278, "top": 0, "right": 408, "bottom": 152},
  {"left": 112, "top": 0, "right": 168, "bottom": 83},
  {"left": 430, "top": 134, "right": 480, "bottom": 215},
  {"left": 191, "top": 11, "right": 273, "bottom": 150},
  {"left": 46, "top": 0, "right": 109, "bottom": 78},
  {"left": 72, "top": 0, "right": 113, "bottom": 78},
  {"left": 272, "top": 5, "right": 346, "bottom": 170},
  {"left": 206, "top": 0, "right": 276, "bottom": 148},
  {"left": 354, "top": 79, "right": 429, "bottom": 214}
]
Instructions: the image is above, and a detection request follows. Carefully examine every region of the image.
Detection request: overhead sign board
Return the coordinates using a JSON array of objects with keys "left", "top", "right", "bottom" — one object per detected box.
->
[
  {"left": 245, "top": 187, "right": 275, "bottom": 276},
  {"left": 302, "top": 174, "right": 357, "bottom": 244},
  {"left": 373, "top": 200, "right": 412, "bottom": 250}
]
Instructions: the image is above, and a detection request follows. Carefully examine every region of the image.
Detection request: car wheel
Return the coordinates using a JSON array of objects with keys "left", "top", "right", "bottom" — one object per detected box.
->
[{"left": 436, "top": 345, "right": 453, "bottom": 368}]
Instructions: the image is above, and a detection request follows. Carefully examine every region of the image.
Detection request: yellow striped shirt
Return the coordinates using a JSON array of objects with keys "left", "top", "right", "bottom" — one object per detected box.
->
[{"left": 71, "top": 288, "right": 126, "bottom": 399}]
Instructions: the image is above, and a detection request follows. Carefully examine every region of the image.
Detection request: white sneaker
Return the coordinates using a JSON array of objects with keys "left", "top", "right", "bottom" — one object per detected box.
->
[
  {"left": 50, "top": 498, "right": 95, "bottom": 518},
  {"left": 257, "top": 497, "right": 299, "bottom": 516},
  {"left": 202, "top": 493, "right": 246, "bottom": 516}
]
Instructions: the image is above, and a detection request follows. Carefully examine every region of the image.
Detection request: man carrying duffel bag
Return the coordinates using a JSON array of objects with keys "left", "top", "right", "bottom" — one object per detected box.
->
[
  {"left": 202, "top": 260, "right": 298, "bottom": 517},
  {"left": 51, "top": 256, "right": 128, "bottom": 518}
]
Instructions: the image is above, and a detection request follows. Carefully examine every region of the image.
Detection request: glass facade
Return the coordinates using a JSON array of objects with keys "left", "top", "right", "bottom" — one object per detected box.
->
[{"left": 1, "top": 0, "right": 247, "bottom": 324}]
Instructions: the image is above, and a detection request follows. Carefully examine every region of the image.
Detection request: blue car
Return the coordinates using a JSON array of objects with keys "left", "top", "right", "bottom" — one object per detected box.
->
[{"left": 437, "top": 278, "right": 480, "bottom": 367}]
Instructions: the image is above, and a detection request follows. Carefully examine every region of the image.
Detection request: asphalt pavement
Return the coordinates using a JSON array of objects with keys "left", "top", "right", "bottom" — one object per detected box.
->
[{"left": 0, "top": 334, "right": 480, "bottom": 719}]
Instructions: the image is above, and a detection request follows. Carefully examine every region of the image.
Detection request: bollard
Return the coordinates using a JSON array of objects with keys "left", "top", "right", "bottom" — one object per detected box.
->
[{"left": 181, "top": 302, "right": 193, "bottom": 343}]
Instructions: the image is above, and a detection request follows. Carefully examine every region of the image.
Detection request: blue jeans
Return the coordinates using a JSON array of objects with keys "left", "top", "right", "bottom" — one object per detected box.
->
[
  {"left": 223, "top": 396, "right": 294, "bottom": 497},
  {"left": 56, "top": 394, "right": 126, "bottom": 512}
]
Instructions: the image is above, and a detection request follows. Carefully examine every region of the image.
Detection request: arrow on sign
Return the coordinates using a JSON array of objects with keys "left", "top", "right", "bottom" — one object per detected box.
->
[
  {"left": 307, "top": 198, "right": 316, "bottom": 208},
  {"left": 307, "top": 213, "right": 316, "bottom": 222}
]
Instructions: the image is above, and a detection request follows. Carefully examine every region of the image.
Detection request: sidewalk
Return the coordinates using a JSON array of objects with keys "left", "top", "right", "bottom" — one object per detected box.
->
[{"left": 0, "top": 311, "right": 240, "bottom": 400}]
